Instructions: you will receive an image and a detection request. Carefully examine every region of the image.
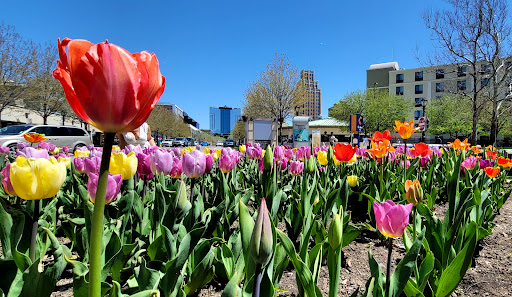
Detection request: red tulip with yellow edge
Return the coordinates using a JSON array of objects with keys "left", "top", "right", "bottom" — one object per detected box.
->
[
  {"left": 52, "top": 38, "right": 166, "bottom": 133},
  {"left": 497, "top": 157, "right": 512, "bottom": 168},
  {"left": 333, "top": 143, "right": 357, "bottom": 162},
  {"left": 486, "top": 150, "right": 498, "bottom": 160},
  {"left": 23, "top": 133, "right": 47, "bottom": 143},
  {"left": 393, "top": 120, "right": 418, "bottom": 140},
  {"left": 412, "top": 142, "right": 432, "bottom": 158},
  {"left": 485, "top": 167, "right": 500, "bottom": 178}
]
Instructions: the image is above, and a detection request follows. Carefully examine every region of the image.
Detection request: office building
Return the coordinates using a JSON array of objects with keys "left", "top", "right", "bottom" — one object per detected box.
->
[
  {"left": 298, "top": 70, "right": 321, "bottom": 120},
  {"left": 157, "top": 103, "right": 199, "bottom": 129},
  {"left": 367, "top": 61, "right": 512, "bottom": 123},
  {"left": 209, "top": 106, "right": 241, "bottom": 136}
]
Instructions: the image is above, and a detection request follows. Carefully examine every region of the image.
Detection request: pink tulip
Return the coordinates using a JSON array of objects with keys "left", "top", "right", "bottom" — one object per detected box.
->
[
  {"left": 84, "top": 156, "right": 102, "bottom": 176},
  {"left": 277, "top": 158, "right": 288, "bottom": 171},
  {"left": 289, "top": 160, "right": 304, "bottom": 176},
  {"left": 219, "top": 153, "right": 236, "bottom": 173},
  {"left": 1, "top": 163, "right": 16, "bottom": 196},
  {"left": 62, "top": 146, "right": 70, "bottom": 154},
  {"left": 284, "top": 148, "right": 293, "bottom": 160},
  {"left": 169, "top": 157, "right": 183, "bottom": 179},
  {"left": 205, "top": 154, "right": 214, "bottom": 173},
  {"left": 136, "top": 152, "right": 153, "bottom": 178},
  {"left": 87, "top": 173, "right": 123, "bottom": 204},
  {"left": 373, "top": 200, "right": 412, "bottom": 238},
  {"left": 0, "top": 147, "right": 9, "bottom": 155},
  {"left": 149, "top": 149, "right": 173, "bottom": 175},
  {"left": 73, "top": 157, "right": 87, "bottom": 173},
  {"left": 183, "top": 150, "right": 206, "bottom": 178},
  {"left": 461, "top": 156, "right": 478, "bottom": 170},
  {"left": 274, "top": 145, "right": 284, "bottom": 161}
]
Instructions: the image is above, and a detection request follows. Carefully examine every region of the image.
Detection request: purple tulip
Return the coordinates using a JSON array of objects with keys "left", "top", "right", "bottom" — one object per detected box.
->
[
  {"left": 170, "top": 157, "right": 183, "bottom": 179},
  {"left": 183, "top": 150, "right": 206, "bottom": 178},
  {"left": 420, "top": 156, "right": 430, "bottom": 167},
  {"left": 89, "top": 149, "right": 103, "bottom": 158},
  {"left": 86, "top": 145, "right": 95, "bottom": 151},
  {"left": 433, "top": 147, "right": 443, "bottom": 158},
  {"left": 284, "top": 148, "right": 293, "bottom": 160},
  {"left": 461, "top": 156, "right": 478, "bottom": 170},
  {"left": 274, "top": 146, "right": 284, "bottom": 161},
  {"left": 84, "top": 156, "right": 102, "bottom": 176},
  {"left": 219, "top": 152, "right": 236, "bottom": 173},
  {"left": 196, "top": 144, "right": 201, "bottom": 150},
  {"left": 17, "top": 147, "right": 49, "bottom": 159},
  {"left": 74, "top": 157, "right": 87, "bottom": 174},
  {"left": 62, "top": 146, "right": 70, "bottom": 154},
  {"left": 205, "top": 154, "right": 214, "bottom": 173},
  {"left": 136, "top": 152, "right": 153, "bottom": 177},
  {"left": 0, "top": 147, "right": 9, "bottom": 155},
  {"left": 277, "top": 158, "right": 288, "bottom": 171},
  {"left": 150, "top": 150, "right": 174, "bottom": 175},
  {"left": 87, "top": 173, "right": 123, "bottom": 204},
  {"left": 144, "top": 146, "right": 160, "bottom": 155},
  {"left": 17, "top": 142, "right": 27, "bottom": 151},
  {"left": 289, "top": 160, "right": 304, "bottom": 176},
  {"left": 479, "top": 159, "right": 494, "bottom": 170},
  {"left": 1, "top": 163, "right": 16, "bottom": 196},
  {"left": 124, "top": 144, "right": 143, "bottom": 155},
  {"left": 373, "top": 200, "right": 412, "bottom": 238},
  {"left": 356, "top": 147, "right": 366, "bottom": 157}
]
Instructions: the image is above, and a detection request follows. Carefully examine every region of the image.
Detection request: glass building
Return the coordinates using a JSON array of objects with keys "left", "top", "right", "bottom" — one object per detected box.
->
[{"left": 209, "top": 106, "right": 241, "bottom": 136}]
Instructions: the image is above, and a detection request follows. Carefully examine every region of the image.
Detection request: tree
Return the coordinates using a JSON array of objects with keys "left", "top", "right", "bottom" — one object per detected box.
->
[
  {"left": 243, "top": 53, "right": 306, "bottom": 143},
  {"left": 230, "top": 120, "right": 246, "bottom": 144},
  {"left": 328, "top": 89, "right": 414, "bottom": 134},
  {"left": 24, "top": 41, "right": 66, "bottom": 124},
  {"left": 147, "top": 105, "right": 190, "bottom": 138},
  {"left": 0, "top": 23, "right": 37, "bottom": 126},
  {"left": 425, "top": 95, "right": 473, "bottom": 139},
  {"left": 423, "top": 0, "right": 512, "bottom": 145}
]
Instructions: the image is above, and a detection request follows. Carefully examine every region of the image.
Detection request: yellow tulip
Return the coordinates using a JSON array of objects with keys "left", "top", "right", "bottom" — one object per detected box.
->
[
  {"left": 204, "top": 147, "right": 211, "bottom": 155},
  {"left": 51, "top": 147, "right": 60, "bottom": 155},
  {"left": 213, "top": 149, "right": 221, "bottom": 161},
  {"left": 317, "top": 151, "right": 328, "bottom": 166},
  {"left": 112, "top": 145, "right": 121, "bottom": 151},
  {"left": 347, "top": 154, "right": 357, "bottom": 165},
  {"left": 334, "top": 157, "right": 341, "bottom": 166},
  {"left": 347, "top": 175, "right": 358, "bottom": 187},
  {"left": 110, "top": 151, "right": 137, "bottom": 180},
  {"left": 74, "top": 150, "right": 90, "bottom": 158},
  {"left": 10, "top": 156, "right": 66, "bottom": 200},
  {"left": 57, "top": 156, "right": 71, "bottom": 169},
  {"left": 239, "top": 145, "right": 246, "bottom": 153}
]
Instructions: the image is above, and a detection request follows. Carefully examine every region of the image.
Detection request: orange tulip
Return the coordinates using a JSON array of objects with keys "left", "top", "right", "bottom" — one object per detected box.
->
[
  {"left": 449, "top": 139, "right": 469, "bottom": 151},
  {"left": 333, "top": 143, "right": 357, "bottom": 162},
  {"left": 394, "top": 120, "right": 418, "bottom": 140},
  {"left": 23, "top": 133, "right": 47, "bottom": 143},
  {"left": 368, "top": 139, "right": 395, "bottom": 159},
  {"left": 412, "top": 142, "right": 433, "bottom": 158},
  {"left": 486, "top": 145, "right": 496, "bottom": 151},
  {"left": 485, "top": 167, "right": 500, "bottom": 178},
  {"left": 497, "top": 157, "right": 512, "bottom": 168},
  {"left": 486, "top": 150, "right": 498, "bottom": 160},
  {"left": 53, "top": 38, "right": 166, "bottom": 133},
  {"left": 470, "top": 146, "right": 481, "bottom": 155},
  {"left": 371, "top": 130, "right": 393, "bottom": 143}
]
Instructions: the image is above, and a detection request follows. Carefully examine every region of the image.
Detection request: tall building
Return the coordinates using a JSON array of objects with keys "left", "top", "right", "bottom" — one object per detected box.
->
[
  {"left": 367, "top": 61, "right": 512, "bottom": 123},
  {"left": 298, "top": 70, "right": 321, "bottom": 120},
  {"left": 157, "top": 103, "right": 199, "bottom": 129},
  {"left": 209, "top": 106, "right": 241, "bottom": 136}
]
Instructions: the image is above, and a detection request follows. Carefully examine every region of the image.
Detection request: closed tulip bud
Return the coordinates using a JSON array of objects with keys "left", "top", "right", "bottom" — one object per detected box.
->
[
  {"left": 317, "top": 150, "right": 328, "bottom": 166},
  {"left": 136, "top": 152, "right": 152, "bottom": 177},
  {"left": 328, "top": 212, "right": 343, "bottom": 249},
  {"left": 274, "top": 145, "right": 284, "bottom": 161},
  {"left": 327, "top": 146, "right": 335, "bottom": 164},
  {"left": 263, "top": 145, "right": 273, "bottom": 171},
  {"left": 405, "top": 180, "right": 423, "bottom": 206},
  {"left": 306, "top": 155, "right": 316, "bottom": 173},
  {"left": 249, "top": 198, "right": 273, "bottom": 264},
  {"left": 373, "top": 200, "right": 412, "bottom": 238},
  {"left": 239, "top": 144, "right": 246, "bottom": 153},
  {"left": 347, "top": 175, "right": 358, "bottom": 187},
  {"left": 205, "top": 154, "right": 213, "bottom": 173},
  {"left": 87, "top": 173, "right": 122, "bottom": 204},
  {"left": 110, "top": 152, "right": 138, "bottom": 180},
  {"left": 175, "top": 179, "right": 188, "bottom": 212},
  {"left": 10, "top": 156, "right": 66, "bottom": 200}
]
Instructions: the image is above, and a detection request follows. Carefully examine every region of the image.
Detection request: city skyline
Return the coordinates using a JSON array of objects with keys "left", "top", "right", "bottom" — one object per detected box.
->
[{"left": 1, "top": 0, "right": 446, "bottom": 128}]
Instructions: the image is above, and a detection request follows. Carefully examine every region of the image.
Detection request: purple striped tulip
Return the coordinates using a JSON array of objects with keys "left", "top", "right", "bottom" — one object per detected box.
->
[
  {"left": 183, "top": 150, "right": 206, "bottom": 178},
  {"left": 73, "top": 157, "right": 87, "bottom": 174},
  {"left": 373, "top": 200, "right": 412, "bottom": 238},
  {"left": 87, "top": 173, "right": 123, "bottom": 204},
  {"left": 84, "top": 156, "right": 102, "bottom": 176},
  {"left": 17, "top": 147, "right": 50, "bottom": 159}
]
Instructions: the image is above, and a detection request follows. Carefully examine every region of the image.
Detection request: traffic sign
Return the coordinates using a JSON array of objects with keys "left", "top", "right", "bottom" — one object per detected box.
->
[{"left": 418, "top": 117, "right": 426, "bottom": 131}]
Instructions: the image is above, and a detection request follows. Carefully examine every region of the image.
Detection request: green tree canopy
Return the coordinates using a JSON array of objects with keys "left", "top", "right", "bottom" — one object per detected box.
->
[{"left": 425, "top": 95, "right": 473, "bottom": 138}]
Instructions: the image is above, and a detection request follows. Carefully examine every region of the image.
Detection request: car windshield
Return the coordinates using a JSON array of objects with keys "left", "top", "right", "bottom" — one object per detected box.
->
[
  {"left": 0, "top": 125, "right": 33, "bottom": 135},
  {"left": 226, "top": 139, "right": 233, "bottom": 142},
  {"left": 175, "top": 137, "right": 185, "bottom": 140}
]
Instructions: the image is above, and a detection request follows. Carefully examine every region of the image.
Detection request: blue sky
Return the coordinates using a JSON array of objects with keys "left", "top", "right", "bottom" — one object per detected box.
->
[{"left": 1, "top": 0, "right": 443, "bottom": 129}]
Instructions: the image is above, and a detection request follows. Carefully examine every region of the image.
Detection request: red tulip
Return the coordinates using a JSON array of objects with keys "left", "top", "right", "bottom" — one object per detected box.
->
[
  {"left": 412, "top": 143, "right": 433, "bottom": 158},
  {"left": 371, "top": 130, "right": 392, "bottom": 143},
  {"left": 334, "top": 143, "right": 357, "bottom": 162},
  {"left": 52, "top": 38, "right": 166, "bottom": 133}
]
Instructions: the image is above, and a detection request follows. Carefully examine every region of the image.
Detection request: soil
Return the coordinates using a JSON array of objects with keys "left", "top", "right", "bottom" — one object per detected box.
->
[{"left": 49, "top": 197, "right": 512, "bottom": 297}]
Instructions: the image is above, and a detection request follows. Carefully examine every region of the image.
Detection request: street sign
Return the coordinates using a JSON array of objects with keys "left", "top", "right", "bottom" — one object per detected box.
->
[
  {"left": 418, "top": 117, "right": 426, "bottom": 131},
  {"left": 350, "top": 114, "right": 364, "bottom": 134}
]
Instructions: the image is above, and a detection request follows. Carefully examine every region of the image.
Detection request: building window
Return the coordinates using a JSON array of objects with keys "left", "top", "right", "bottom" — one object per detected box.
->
[
  {"left": 396, "top": 73, "right": 404, "bottom": 83},
  {"left": 414, "top": 110, "right": 424, "bottom": 119},
  {"left": 436, "top": 83, "right": 444, "bottom": 92},
  {"left": 481, "top": 64, "right": 491, "bottom": 73},
  {"left": 415, "top": 84, "right": 423, "bottom": 94},
  {"left": 396, "top": 86, "right": 404, "bottom": 95},
  {"left": 458, "top": 66, "right": 467, "bottom": 77},
  {"left": 436, "top": 69, "right": 445, "bottom": 79},
  {"left": 415, "top": 98, "right": 424, "bottom": 107},
  {"left": 415, "top": 71, "right": 423, "bottom": 81},
  {"left": 481, "top": 77, "right": 490, "bottom": 87},
  {"left": 457, "top": 80, "right": 467, "bottom": 90}
]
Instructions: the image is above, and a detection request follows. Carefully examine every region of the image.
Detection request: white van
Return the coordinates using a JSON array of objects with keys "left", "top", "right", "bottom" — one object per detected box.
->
[{"left": 0, "top": 124, "right": 92, "bottom": 154}]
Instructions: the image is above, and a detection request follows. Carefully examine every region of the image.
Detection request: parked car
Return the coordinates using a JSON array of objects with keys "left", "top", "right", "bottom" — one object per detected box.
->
[
  {"left": 161, "top": 139, "right": 173, "bottom": 147},
  {"left": 223, "top": 139, "right": 235, "bottom": 147},
  {"left": 0, "top": 124, "right": 92, "bottom": 157},
  {"left": 216, "top": 140, "right": 224, "bottom": 146},
  {"left": 201, "top": 141, "right": 209, "bottom": 146},
  {"left": 172, "top": 137, "right": 187, "bottom": 147},
  {"left": 185, "top": 137, "right": 197, "bottom": 146}
]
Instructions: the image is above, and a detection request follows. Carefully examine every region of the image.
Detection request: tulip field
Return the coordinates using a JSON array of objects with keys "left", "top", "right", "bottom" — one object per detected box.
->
[{"left": 0, "top": 131, "right": 511, "bottom": 297}]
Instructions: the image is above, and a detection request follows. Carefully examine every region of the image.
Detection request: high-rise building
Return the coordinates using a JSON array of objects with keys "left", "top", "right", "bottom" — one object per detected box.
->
[
  {"left": 209, "top": 106, "right": 241, "bottom": 136},
  {"left": 298, "top": 70, "right": 321, "bottom": 120}
]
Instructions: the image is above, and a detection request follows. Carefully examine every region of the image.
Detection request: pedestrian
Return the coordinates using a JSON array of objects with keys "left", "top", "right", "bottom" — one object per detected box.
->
[{"left": 118, "top": 122, "right": 156, "bottom": 149}]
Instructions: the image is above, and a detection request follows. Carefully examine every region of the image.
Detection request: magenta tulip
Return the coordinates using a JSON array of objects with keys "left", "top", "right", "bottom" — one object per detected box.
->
[
  {"left": 461, "top": 156, "right": 478, "bottom": 170},
  {"left": 62, "top": 146, "right": 70, "bottom": 154},
  {"left": 183, "top": 150, "right": 206, "bottom": 178},
  {"left": 219, "top": 153, "right": 236, "bottom": 173},
  {"left": 274, "top": 145, "right": 284, "bottom": 161},
  {"left": 0, "top": 147, "right": 9, "bottom": 155},
  {"left": 289, "top": 160, "right": 304, "bottom": 176},
  {"left": 284, "top": 148, "right": 293, "bottom": 160},
  {"left": 136, "top": 152, "right": 153, "bottom": 177},
  {"left": 1, "top": 163, "right": 16, "bottom": 196},
  {"left": 169, "top": 157, "right": 183, "bottom": 179},
  {"left": 87, "top": 173, "right": 123, "bottom": 204},
  {"left": 373, "top": 200, "right": 412, "bottom": 238},
  {"left": 205, "top": 154, "right": 213, "bottom": 173},
  {"left": 84, "top": 156, "right": 102, "bottom": 176},
  {"left": 150, "top": 149, "right": 173, "bottom": 175},
  {"left": 74, "top": 157, "right": 87, "bottom": 174}
]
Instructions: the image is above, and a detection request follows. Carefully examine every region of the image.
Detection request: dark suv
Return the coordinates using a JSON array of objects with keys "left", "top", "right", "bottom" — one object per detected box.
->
[{"left": 223, "top": 139, "right": 235, "bottom": 147}]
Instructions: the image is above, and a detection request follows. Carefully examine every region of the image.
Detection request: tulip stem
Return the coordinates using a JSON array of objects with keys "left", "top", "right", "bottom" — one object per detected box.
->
[
  {"left": 89, "top": 132, "right": 115, "bottom": 297},
  {"left": 29, "top": 199, "right": 40, "bottom": 262},
  {"left": 253, "top": 263, "right": 262, "bottom": 297},
  {"left": 404, "top": 139, "right": 407, "bottom": 187},
  {"left": 412, "top": 207, "right": 417, "bottom": 241},
  {"left": 386, "top": 238, "right": 393, "bottom": 297},
  {"left": 190, "top": 178, "right": 196, "bottom": 205},
  {"left": 142, "top": 175, "right": 147, "bottom": 200}
]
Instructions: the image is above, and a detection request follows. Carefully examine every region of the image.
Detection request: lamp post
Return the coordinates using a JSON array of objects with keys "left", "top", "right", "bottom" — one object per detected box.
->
[{"left": 421, "top": 99, "right": 427, "bottom": 142}]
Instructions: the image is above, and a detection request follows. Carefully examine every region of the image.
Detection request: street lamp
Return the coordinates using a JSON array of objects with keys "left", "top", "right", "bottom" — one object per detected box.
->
[{"left": 421, "top": 99, "right": 427, "bottom": 142}]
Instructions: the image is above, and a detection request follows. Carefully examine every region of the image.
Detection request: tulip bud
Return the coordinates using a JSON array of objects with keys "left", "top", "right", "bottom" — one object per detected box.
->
[
  {"left": 306, "top": 155, "right": 316, "bottom": 173},
  {"left": 249, "top": 198, "right": 273, "bottom": 264},
  {"left": 405, "top": 180, "right": 423, "bottom": 206},
  {"left": 328, "top": 212, "right": 343, "bottom": 249},
  {"left": 263, "top": 145, "right": 274, "bottom": 171},
  {"left": 327, "top": 146, "right": 335, "bottom": 164},
  {"left": 347, "top": 175, "right": 358, "bottom": 187},
  {"left": 175, "top": 179, "right": 188, "bottom": 212}
]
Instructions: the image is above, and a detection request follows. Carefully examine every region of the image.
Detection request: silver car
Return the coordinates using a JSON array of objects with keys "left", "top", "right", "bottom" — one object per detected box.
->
[{"left": 0, "top": 124, "right": 92, "bottom": 155}]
